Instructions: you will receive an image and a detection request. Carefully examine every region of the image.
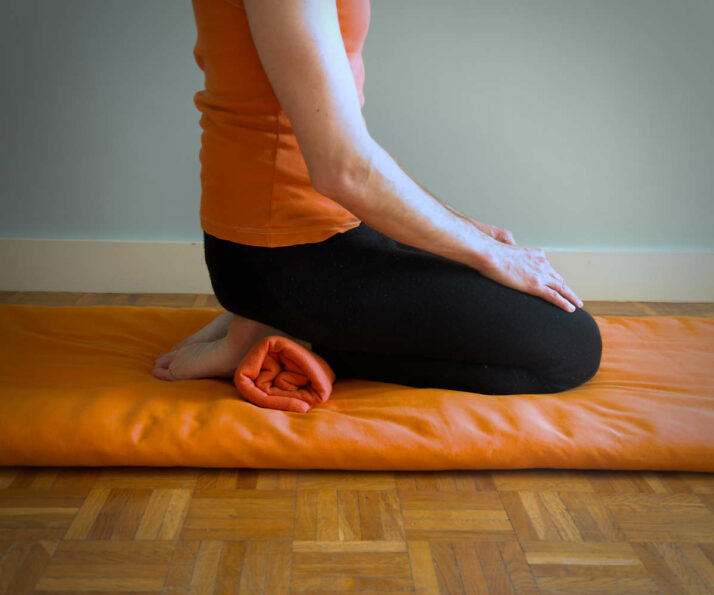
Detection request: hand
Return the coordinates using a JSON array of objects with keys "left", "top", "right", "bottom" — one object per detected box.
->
[
  {"left": 477, "top": 241, "right": 583, "bottom": 313},
  {"left": 468, "top": 219, "right": 517, "bottom": 246}
]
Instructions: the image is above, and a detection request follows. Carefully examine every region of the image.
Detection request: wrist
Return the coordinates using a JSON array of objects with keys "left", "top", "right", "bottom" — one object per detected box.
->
[{"left": 466, "top": 225, "right": 498, "bottom": 272}]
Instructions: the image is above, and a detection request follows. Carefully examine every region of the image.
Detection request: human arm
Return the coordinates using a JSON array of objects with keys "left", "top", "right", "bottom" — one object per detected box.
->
[
  {"left": 242, "top": 0, "right": 495, "bottom": 270},
  {"left": 242, "top": 0, "right": 582, "bottom": 311}
]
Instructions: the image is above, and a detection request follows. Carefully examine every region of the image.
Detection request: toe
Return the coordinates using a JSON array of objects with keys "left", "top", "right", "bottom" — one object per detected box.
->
[
  {"left": 154, "top": 353, "right": 174, "bottom": 368},
  {"left": 152, "top": 366, "right": 176, "bottom": 381}
]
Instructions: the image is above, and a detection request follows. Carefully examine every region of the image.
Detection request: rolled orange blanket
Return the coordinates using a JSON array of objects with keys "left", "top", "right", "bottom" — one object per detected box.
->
[{"left": 233, "top": 335, "right": 337, "bottom": 413}]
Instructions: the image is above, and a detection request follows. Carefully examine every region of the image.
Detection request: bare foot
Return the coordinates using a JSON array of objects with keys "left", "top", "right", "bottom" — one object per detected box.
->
[
  {"left": 160, "top": 311, "right": 234, "bottom": 358},
  {"left": 154, "top": 310, "right": 313, "bottom": 371},
  {"left": 152, "top": 313, "right": 312, "bottom": 381},
  {"left": 152, "top": 336, "right": 244, "bottom": 381}
]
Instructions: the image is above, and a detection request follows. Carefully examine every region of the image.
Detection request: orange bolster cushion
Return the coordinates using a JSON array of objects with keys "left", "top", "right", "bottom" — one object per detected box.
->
[
  {"left": 0, "top": 305, "right": 713, "bottom": 471},
  {"left": 234, "top": 335, "right": 336, "bottom": 413}
]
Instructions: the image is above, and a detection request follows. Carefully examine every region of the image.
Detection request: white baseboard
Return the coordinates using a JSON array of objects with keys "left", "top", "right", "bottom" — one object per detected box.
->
[
  {"left": 0, "top": 239, "right": 212, "bottom": 295},
  {"left": 0, "top": 238, "right": 712, "bottom": 301}
]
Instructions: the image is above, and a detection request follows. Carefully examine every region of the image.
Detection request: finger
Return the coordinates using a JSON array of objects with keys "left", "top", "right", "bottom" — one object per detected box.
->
[
  {"left": 549, "top": 277, "right": 583, "bottom": 309},
  {"left": 540, "top": 286, "right": 577, "bottom": 312},
  {"left": 503, "top": 231, "right": 516, "bottom": 245},
  {"left": 561, "top": 282, "right": 583, "bottom": 308}
]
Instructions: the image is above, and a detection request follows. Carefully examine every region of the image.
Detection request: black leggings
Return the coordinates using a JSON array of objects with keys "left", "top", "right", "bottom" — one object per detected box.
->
[{"left": 203, "top": 223, "right": 602, "bottom": 395}]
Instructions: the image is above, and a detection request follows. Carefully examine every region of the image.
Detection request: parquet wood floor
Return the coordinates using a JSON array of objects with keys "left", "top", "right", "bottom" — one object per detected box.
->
[{"left": 1, "top": 292, "right": 712, "bottom": 594}]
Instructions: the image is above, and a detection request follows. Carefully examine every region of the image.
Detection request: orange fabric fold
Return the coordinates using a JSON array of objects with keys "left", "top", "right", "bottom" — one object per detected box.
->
[{"left": 234, "top": 335, "right": 336, "bottom": 413}]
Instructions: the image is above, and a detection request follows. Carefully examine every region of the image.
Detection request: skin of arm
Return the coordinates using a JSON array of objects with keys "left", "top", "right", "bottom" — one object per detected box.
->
[
  {"left": 383, "top": 153, "right": 518, "bottom": 247},
  {"left": 242, "top": 0, "right": 499, "bottom": 271},
  {"left": 321, "top": 138, "right": 498, "bottom": 270}
]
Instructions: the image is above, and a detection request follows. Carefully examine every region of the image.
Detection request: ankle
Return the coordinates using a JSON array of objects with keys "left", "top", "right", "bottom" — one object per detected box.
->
[{"left": 224, "top": 314, "right": 265, "bottom": 348}]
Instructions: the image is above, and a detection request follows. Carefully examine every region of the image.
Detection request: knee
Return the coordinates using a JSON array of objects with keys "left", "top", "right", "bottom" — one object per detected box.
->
[{"left": 540, "top": 308, "right": 603, "bottom": 393}]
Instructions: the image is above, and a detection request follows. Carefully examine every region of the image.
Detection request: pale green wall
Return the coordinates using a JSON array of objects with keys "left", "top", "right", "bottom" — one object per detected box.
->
[{"left": 1, "top": 0, "right": 712, "bottom": 249}]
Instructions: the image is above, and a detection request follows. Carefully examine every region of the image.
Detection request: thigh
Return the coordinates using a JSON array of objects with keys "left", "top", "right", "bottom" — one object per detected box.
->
[
  {"left": 205, "top": 223, "right": 599, "bottom": 373},
  {"left": 203, "top": 224, "right": 374, "bottom": 325}
]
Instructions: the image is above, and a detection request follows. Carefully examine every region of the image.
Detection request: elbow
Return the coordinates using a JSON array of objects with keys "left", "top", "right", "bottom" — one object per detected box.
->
[
  {"left": 310, "top": 164, "right": 342, "bottom": 199},
  {"left": 311, "top": 152, "right": 372, "bottom": 210},
  {"left": 311, "top": 167, "right": 351, "bottom": 203}
]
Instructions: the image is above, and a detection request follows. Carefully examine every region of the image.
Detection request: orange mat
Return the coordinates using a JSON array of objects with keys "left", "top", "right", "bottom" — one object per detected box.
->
[{"left": 0, "top": 304, "right": 712, "bottom": 471}]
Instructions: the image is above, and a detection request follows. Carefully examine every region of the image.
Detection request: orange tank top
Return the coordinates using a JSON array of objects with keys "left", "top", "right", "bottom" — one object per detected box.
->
[{"left": 190, "top": 0, "right": 368, "bottom": 247}]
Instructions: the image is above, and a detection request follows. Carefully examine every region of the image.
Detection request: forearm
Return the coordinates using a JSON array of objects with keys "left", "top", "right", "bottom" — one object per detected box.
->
[
  {"left": 392, "top": 155, "right": 484, "bottom": 230},
  {"left": 324, "top": 138, "right": 495, "bottom": 271}
]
